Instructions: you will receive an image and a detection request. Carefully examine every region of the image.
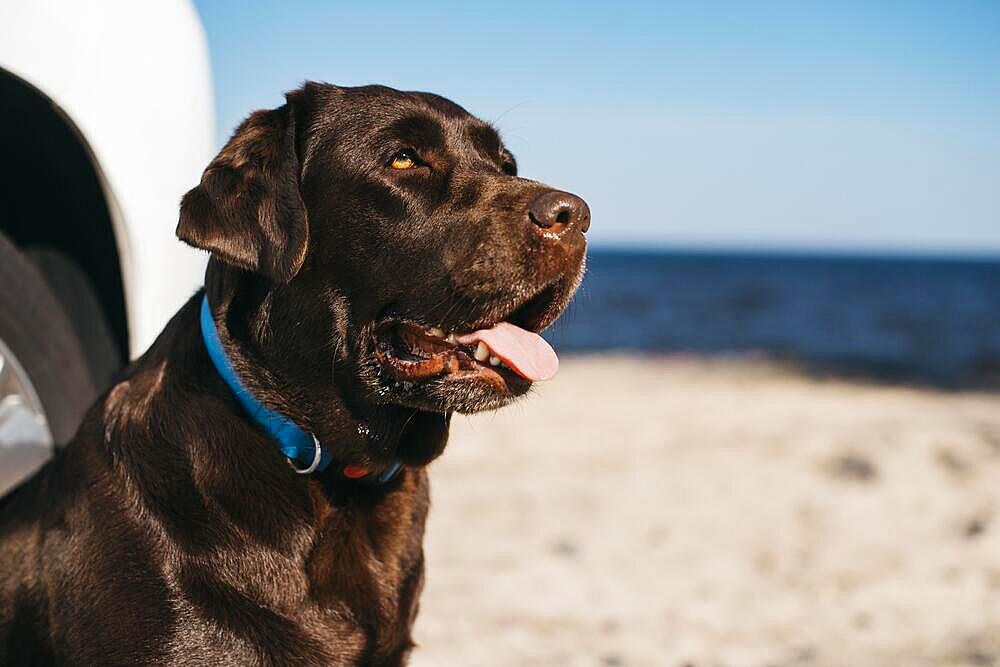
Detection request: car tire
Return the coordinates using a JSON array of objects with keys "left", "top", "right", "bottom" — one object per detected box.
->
[
  {"left": 0, "top": 231, "right": 97, "bottom": 449},
  {"left": 26, "top": 247, "right": 123, "bottom": 391}
]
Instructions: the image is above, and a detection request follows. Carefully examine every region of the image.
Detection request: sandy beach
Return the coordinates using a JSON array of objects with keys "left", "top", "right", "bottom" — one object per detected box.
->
[{"left": 411, "top": 356, "right": 1000, "bottom": 667}]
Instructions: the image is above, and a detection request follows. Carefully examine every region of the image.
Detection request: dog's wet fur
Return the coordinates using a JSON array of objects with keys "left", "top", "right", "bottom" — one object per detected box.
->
[{"left": 0, "top": 82, "right": 587, "bottom": 665}]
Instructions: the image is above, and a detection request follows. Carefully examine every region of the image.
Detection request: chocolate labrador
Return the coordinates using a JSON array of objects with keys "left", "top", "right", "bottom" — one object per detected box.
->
[{"left": 0, "top": 82, "right": 588, "bottom": 665}]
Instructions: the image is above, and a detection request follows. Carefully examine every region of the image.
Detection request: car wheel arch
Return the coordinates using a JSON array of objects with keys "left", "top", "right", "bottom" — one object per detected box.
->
[{"left": 0, "top": 66, "right": 131, "bottom": 368}]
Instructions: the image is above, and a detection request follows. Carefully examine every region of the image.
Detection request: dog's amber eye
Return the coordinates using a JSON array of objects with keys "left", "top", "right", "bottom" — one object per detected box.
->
[{"left": 390, "top": 149, "right": 418, "bottom": 170}]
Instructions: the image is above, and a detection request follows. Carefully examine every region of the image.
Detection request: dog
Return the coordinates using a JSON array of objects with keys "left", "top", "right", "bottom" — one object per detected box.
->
[{"left": 0, "top": 81, "right": 588, "bottom": 665}]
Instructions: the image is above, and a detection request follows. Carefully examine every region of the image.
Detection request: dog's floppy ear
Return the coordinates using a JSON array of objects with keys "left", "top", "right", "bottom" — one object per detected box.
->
[{"left": 177, "top": 103, "right": 307, "bottom": 283}]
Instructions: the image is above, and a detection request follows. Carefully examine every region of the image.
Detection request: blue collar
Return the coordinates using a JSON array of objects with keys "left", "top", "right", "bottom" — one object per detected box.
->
[{"left": 199, "top": 295, "right": 402, "bottom": 483}]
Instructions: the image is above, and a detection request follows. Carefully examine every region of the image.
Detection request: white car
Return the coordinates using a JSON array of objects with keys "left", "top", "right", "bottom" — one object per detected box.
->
[{"left": 0, "top": 0, "right": 214, "bottom": 495}]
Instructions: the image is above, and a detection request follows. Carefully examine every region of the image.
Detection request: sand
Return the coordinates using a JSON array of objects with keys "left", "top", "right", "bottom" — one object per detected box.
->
[{"left": 410, "top": 356, "right": 1000, "bottom": 667}]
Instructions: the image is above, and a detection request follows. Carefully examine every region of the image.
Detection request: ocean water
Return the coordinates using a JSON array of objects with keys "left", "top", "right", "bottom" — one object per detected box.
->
[{"left": 544, "top": 249, "right": 1000, "bottom": 386}]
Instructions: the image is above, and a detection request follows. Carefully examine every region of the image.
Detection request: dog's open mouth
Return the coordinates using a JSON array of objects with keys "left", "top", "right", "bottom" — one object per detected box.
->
[
  {"left": 371, "top": 280, "right": 576, "bottom": 402},
  {"left": 374, "top": 319, "right": 557, "bottom": 389}
]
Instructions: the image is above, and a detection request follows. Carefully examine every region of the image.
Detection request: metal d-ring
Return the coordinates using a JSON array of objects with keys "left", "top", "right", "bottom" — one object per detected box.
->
[{"left": 288, "top": 435, "right": 323, "bottom": 475}]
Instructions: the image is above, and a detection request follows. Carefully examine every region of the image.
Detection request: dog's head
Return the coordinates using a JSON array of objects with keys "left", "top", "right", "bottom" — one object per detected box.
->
[{"left": 178, "top": 82, "right": 588, "bottom": 465}]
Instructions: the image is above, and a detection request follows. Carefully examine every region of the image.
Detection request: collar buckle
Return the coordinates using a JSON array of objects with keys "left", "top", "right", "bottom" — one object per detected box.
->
[{"left": 288, "top": 436, "right": 323, "bottom": 475}]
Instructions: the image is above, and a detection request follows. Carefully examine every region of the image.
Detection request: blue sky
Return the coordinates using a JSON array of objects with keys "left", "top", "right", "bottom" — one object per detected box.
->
[{"left": 194, "top": 1, "right": 1000, "bottom": 253}]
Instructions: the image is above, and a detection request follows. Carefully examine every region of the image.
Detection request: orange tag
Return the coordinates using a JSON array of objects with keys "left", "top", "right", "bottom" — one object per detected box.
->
[{"left": 342, "top": 465, "right": 370, "bottom": 479}]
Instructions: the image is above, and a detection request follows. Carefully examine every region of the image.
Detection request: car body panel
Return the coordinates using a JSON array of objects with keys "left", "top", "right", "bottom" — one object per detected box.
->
[{"left": 0, "top": 0, "right": 214, "bottom": 357}]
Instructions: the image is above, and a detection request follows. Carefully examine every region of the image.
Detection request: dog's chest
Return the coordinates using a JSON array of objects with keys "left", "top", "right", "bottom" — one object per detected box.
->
[
  {"left": 305, "top": 477, "right": 429, "bottom": 655},
  {"left": 170, "top": 474, "right": 430, "bottom": 665}
]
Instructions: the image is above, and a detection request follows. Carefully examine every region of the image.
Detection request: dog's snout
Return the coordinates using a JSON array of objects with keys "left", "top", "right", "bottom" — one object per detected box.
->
[{"left": 527, "top": 191, "right": 590, "bottom": 236}]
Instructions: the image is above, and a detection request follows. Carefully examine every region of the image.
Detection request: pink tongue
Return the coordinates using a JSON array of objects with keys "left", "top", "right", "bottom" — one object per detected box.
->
[{"left": 455, "top": 322, "right": 559, "bottom": 381}]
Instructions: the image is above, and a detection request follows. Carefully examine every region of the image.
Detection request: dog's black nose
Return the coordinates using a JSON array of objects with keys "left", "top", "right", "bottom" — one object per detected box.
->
[{"left": 528, "top": 191, "right": 590, "bottom": 236}]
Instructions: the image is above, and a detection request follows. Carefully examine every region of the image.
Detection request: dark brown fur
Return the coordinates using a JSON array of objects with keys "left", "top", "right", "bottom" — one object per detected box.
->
[{"left": 0, "top": 82, "right": 587, "bottom": 665}]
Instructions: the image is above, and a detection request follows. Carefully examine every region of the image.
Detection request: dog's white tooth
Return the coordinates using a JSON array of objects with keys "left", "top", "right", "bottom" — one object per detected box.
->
[
  {"left": 474, "top": 341, "right": 490, "bottom": 362},
  {"left": 489, "top": 355, "right": 501, "bottom": 366},
  {"left": 446, "top": 333, "right": 457, "bottom": 344},
  {"left": 427, "top": 327, "right": 445, "bottom": 338}
]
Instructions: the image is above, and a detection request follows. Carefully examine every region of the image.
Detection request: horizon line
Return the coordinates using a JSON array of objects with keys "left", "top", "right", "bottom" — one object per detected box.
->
[{"left": 586, "top": 241, "right": 1000, "bottom": 261}]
